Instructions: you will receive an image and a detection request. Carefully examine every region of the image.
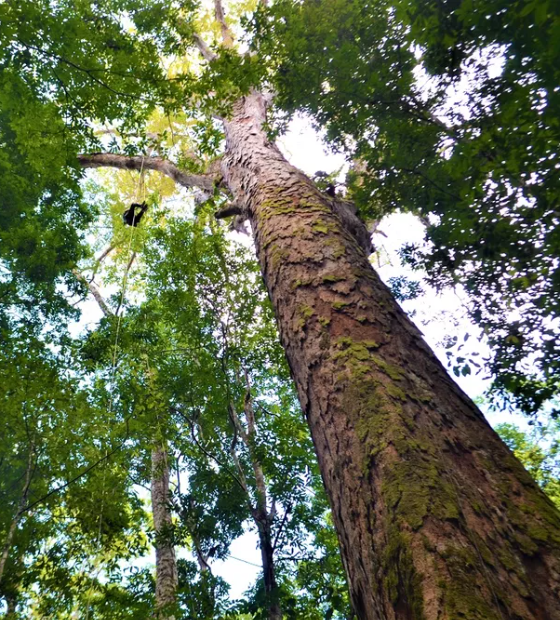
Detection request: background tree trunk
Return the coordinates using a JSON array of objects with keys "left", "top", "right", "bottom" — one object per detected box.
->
[
  {"left": 5, "top": 594, "right": 16, "bottom": 618},
  {"left": 256, "top": 517, "right": 282, "bottom": 620},
  {"left": 229, "top": 380, "right": 283, "bottom": 620},
  {"left": 151, "top": 444, "right": 179, "bottom": 619},
  {"left": 0, "top": 447, "right": 33, "bottom": 586},
  {"left": 222, "top": 92, "right": 560, "bottom": 620}
]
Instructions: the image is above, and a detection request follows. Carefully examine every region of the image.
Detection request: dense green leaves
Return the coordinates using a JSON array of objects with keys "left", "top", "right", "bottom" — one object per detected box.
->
[
  {"left": 257, "top": 0, "right": 560, "bottom": 416},
  {"left": 2, "top": 0, "right": 560, "bottom": 616}
]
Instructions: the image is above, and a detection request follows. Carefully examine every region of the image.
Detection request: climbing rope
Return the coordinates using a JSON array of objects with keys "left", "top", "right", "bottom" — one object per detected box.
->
[
  {"left": 111, "top": 155, "right": 146, "bottom": 370},
  {"left": 85, "top": 159, "right": 146, "bottom": 618}
]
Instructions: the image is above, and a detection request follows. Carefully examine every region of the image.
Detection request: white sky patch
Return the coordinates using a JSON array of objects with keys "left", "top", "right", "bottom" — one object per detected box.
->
[
  {"left": 277, "top": 113, "right": 347, "bottom": 178},
  {"left": 212, "top": 530, "right": 262, "bottom": 599}
]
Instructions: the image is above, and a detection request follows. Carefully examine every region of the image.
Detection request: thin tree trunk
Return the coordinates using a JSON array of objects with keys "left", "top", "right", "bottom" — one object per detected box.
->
[
  {"left": 229, "top": 377, "right": 282, "bottom": 620},
  {"left": 190, "top": 526, "right": 217, "bottom": 617},
  {"left": 243, "top": 373, "right": 282, "bottom": 620},
  {"left": 0, "top": 447, "right": 34, "bottom": 586},
  {"left": 4, "top": 594, "right": 16, "bottom": 618},
  {"left": 221, "top": 91, "right": 560, "bottom": 620},
  {"left": 151, "top": 444, "right": 179, "bottom": 619}
]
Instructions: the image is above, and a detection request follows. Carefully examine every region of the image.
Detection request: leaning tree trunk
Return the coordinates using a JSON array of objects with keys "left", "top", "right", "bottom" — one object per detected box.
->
[
  {"left": 151, "top": 444, "right": 179, "bottom": 619},
  {"left": 221, "top": 92, "right": 560, "bottom": 620},
  {"left": 0, "top": 447, "right": 33, "bottom": 586}
]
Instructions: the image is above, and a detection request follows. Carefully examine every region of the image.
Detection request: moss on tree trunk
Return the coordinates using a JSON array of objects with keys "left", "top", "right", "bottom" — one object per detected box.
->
[{"left": 222, "top": 92, "right": 560, "bottom": 620}]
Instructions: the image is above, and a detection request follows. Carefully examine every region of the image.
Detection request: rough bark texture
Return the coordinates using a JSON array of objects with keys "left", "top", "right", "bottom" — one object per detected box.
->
[
  {"left": 221, "top": 92, "right": 560, "bottom": 620},
  {"left": 151, "top": 445, "right": 179, "bottom": 619}
]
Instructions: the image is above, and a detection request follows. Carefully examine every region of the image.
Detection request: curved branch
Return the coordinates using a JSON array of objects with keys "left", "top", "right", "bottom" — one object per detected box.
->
[
  {"left": 77, "top": 153, "right": 218, "bottom": 191},
  {"left": 215, "top": 204, "right": 242, "bottom": 219},
  {"left": 96, "top": 244, "right": 115, "bottom": 264}
]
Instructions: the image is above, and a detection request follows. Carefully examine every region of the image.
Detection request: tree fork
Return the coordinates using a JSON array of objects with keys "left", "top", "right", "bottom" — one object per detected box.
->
[{"left": 222, "top": 92, "right": 560, "bottom": 620}]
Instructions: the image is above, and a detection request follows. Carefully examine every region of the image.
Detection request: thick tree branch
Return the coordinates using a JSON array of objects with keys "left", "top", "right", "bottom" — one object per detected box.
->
[
  {"left": 214, "top": 0, "right": 234, "bottom": 47},
  {"left": 215, "top": 204, "right": 242, "bottom": 219},
  {"left": 193, "top": 33, "right": 217, "bottom": 62},
  {"left": 77, "top": 153, "right": 218, "bottom": 191}
]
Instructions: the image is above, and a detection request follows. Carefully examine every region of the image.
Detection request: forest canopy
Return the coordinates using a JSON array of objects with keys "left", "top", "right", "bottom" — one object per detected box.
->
[{"left": 1, "top": 0, "right": 560, "bottom": 618}]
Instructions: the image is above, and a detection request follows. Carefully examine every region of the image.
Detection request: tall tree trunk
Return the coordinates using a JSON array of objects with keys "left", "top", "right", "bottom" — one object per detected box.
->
[
  {"left": 256, "top": 516, "right": 282, "bottom": 620},
  {"left": 151, "top": 444, "right": 179, "bottom": 619},
  {"left": 221, "top": 92, "right": 560, "bottom": 620}
]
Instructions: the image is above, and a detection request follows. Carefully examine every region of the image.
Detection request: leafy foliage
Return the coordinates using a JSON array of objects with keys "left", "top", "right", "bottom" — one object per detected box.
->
[
  {"left": 256, "top": 0, "right": 560, "bottom": 416},
  {"left": 496, "top": 421, "right": 560, "bottom": 509},
  {"left": 2, "top": 0, "right": 559, "bottom": 616}
]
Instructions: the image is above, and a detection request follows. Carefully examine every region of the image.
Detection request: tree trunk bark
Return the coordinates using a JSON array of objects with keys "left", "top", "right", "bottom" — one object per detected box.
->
[
  {"left": 221, "top": 92, "right": 560, "bottom": 620},
  {"left": 151, "top": 444, "right": 179, "bottom": 619},
  {"left": 256, "top": 515, "right": 282, "bottom": 620}
]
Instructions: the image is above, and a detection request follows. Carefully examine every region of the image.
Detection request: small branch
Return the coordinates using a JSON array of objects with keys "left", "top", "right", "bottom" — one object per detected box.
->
[
  {"left": 215, "top": 204, "right": 243, "bottom": 219},
  {"left": 73, "top": 269, "right": 113, "bottom": 317},
  {"left": 193, "top": 33, "right": 217, "bottom": 62},
  {"left": 214, "top": 0, "right": 234, "bottom": 47},
  {"left": 126, "top": 251, "right": 137, "bottom": 275},
  {"left": 227, "top": 402, "right": 251, "bottom": 497},
  {"left": 272, "top": 503, "right": 292, "bottom": 552},
  {"left": 21, "top": 435, "right": 129, "bottom": 515},
  {"left": 96, "top": 244, "right": 115, "bottom": 265},
  {"left": 172, "top": 406, "right": 248, "bottom": 495},
  {"left": 19, "top": 39, "right": 149, "bottom": 102},
  {"left": 77, "top": 153, "right": 217, "bottom": 191}
]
